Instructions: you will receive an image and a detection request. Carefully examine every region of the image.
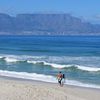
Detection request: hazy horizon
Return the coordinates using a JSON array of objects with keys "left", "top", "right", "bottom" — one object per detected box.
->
[{"left": 0, "top": 0, "right": 100, "bottom": 24}]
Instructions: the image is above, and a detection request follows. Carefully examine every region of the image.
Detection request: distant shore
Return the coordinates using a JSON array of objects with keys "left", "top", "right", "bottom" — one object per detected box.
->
[
  {"left": 0, "top": 13, "right": 100, "bottom": 35},
  {"left": 0, "top": 76, "right": 100, "bottom": 100}
]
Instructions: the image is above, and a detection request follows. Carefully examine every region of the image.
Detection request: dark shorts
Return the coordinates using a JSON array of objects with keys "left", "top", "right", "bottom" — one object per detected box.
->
[{"left": 58, "top": 79, "right": 62, "bottom": 84}]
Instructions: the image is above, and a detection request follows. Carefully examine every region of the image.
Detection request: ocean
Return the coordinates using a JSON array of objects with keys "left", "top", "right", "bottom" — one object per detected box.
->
[{"left": 0, "top": 35, "right": 100, "bottom": 89}]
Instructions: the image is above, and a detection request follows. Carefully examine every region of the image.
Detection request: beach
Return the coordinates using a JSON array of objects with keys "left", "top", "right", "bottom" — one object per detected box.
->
[
  {"left": 0, "top": 36, "right": 100, "bottom": 100},
  {"left": 0, "top": 77, "right": 100, "bottom": 100}
]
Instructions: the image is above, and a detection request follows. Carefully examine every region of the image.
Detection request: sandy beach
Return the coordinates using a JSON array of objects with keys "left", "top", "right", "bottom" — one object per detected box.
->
[{"left": 0, "top": 77, "right": 99, "bottom": 100}]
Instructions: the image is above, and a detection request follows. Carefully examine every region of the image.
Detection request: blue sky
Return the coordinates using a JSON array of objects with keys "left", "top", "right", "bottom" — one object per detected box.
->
[{"left": 0, "top": 0, "right": 100, "bottom": 23}]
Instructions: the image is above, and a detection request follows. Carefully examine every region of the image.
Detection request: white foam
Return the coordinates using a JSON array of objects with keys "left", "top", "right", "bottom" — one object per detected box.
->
[
  {"left": 0, "top": 54, "right": 47, "bottom": 62},
  {"left": 4, "top": 57, "right": 19, "bottom": 63},
  {"left": 43, "top": 62, "right": 66, "bottom": 68},
  {"left": 27, "top": 60, "right": 100, "bottom": 72},
  {"left": 0, "top": 56, "right": 4, "bottom": 59},
  {"left": 45, "top": 62, "right": 100, "bottom": 71},
  {"left": 0, "top": 70, "right": 100, "bottom": 89},
  {"left": 0, "top": 54, "right": 100, "bottom": 72},
  {"left": 77, "top": 65, "right": 100, "bottom": 72},
  {"left": 27, "top": 60, "right": 66, "bottom": 68},
  {"left": 0, "top": 70, "right": 56, "bottom": 83},
  {"left": 27, "top": 60, "right": 45, "bottom": 64}
]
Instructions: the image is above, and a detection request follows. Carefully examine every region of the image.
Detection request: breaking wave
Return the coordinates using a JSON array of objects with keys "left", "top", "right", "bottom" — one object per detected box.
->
[
  {"left": 0, "top": 54, "right": 100, "bottom": 72},
  {"left": 27, "top": 60, "right": 100, "bottom": 72}
]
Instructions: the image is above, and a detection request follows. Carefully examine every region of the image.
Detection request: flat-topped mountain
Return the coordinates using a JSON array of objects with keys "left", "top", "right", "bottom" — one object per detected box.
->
[{"left": 0, "top": 13, "right": 100, "bottom": 35}]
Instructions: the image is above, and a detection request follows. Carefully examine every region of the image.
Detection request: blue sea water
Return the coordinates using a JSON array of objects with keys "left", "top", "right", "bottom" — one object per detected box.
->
[{"left": 0, "top": 35, "right": 100, "bottom": 88}]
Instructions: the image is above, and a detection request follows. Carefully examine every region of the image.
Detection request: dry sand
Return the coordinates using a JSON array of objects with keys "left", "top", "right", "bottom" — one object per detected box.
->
[{"left": 0, "top": 78, "right": 100, "bottom": 100}]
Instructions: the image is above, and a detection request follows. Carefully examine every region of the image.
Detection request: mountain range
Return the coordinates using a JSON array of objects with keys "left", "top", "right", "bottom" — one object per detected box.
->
[{"left": 0, "top": 13, "right": 100, "bottom": 35}]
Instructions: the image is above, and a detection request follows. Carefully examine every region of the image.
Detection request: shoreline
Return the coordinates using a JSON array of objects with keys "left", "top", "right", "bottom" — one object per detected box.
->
[
  {"left": 0, "top": 76, "right": 100, "bottom": 100},
  {"left": 0, "top": 75, "right": 100, "bottom": 91}
]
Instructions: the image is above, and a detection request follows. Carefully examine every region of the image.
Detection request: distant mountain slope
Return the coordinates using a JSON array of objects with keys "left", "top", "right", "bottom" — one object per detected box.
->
[{"left": 0, "top": 13, "right": 100, "bottom": 35}]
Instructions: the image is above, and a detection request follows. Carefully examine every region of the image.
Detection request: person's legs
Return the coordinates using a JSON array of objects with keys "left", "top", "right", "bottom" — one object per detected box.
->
[{"left": 58, "top": 79, "right": 62, "bottom": 86}]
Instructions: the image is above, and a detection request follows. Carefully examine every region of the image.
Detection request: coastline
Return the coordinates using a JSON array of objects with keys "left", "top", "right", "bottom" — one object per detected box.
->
[{"left": 0, "top": 76, "right": 100, "bottom": 100}]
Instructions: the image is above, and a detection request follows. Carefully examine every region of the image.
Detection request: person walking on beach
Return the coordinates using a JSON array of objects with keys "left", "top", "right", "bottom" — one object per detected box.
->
[{"left": 57, "top": 71, "right": 63, "bottom": 86}]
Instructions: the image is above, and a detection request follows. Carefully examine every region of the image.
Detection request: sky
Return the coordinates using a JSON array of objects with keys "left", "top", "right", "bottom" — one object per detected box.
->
[{"left": 0, "top": 0, "right": 100, "bottom": 23}]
